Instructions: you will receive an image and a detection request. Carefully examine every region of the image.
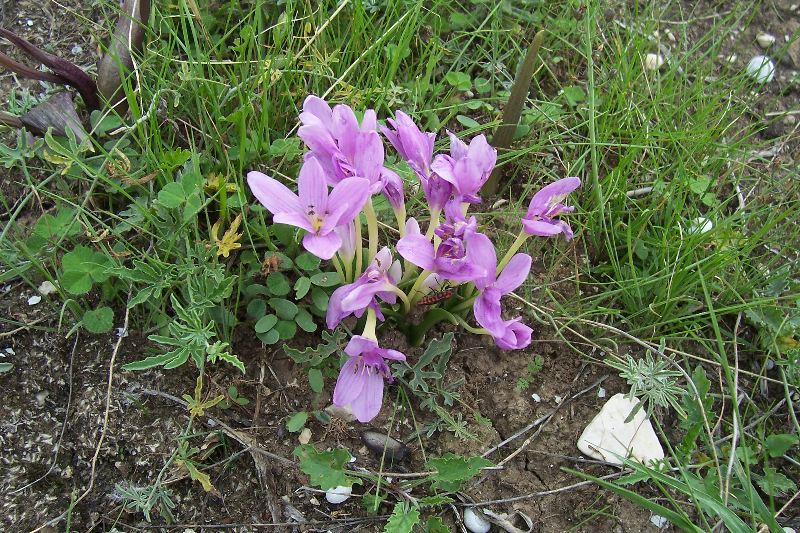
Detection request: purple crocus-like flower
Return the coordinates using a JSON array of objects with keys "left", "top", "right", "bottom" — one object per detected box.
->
[
  {"left": 430, "top": 132, "right": 497, "bottom": 204},
  {"left": 381, "top": 110, "right": 435, "bottom": 180},
  {"left": 332, "top": 335, "right": 406, "bottom": 423},
  {"left": 298, "top": 95, "right": 384, "bottom": 193},
  {"left": 380, "top": 168, "right": 405, "bottom": 211},
  {"left": 421, "top": 174, "right": 453, "bottom": 212},
  {"left": 522, "top": 177, "right": 581, "bottom": 240},
  {"left": 397, "top": 218, "right": 486, "bottom": 283},
  {"left": 471, "top": 237, "right": 533, "bottom": 350},
  {"left": 327, "top": 247, "right": 402, "bottom": 329},
  {"left": 247, "top": 158, "right": 370, "bottom": 260}
]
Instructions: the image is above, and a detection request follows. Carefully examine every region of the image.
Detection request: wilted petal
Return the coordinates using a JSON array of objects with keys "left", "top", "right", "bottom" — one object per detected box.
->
[
  {"left": 303, "top": 231, "right": 342, "bottom": 260},
  {"left": 247, "top": 171, "right": 302, "bottom": 215},
  {"left": 495, "top": 253, "right": 531, "bottom": 294}
]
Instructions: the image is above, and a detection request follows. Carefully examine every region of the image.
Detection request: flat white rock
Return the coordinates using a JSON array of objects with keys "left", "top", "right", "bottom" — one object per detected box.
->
[
  {"left": 325, "top": 485, "right": 352, "bottom": 504},
  {"left": 577, "top": 393, "right": 664, "bottom": 465},
  {"left": 746, "top": 55, "right": 775, "bottom": 83}
]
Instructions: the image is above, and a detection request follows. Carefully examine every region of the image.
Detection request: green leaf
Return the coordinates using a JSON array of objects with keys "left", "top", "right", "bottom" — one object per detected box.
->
[
  {"left": 82, "top": 306, "right": 114, "bottom": 333},
  {"left": 765, "top": 434, "right": 798, "bottom": 458},
  {"left": 257, "top": 329, "right": 280, "bottom": 345},
  {"left": 473, "top": 77, "right": 492, "bottom": 94},
  {"left": 293, "top": 444, "right": 360, "bottom": 490},
  {"left": 269, "top": 298, "right": 299, "bottom": 320},
  {"left": 286, "top": 411, "right": 308, "bottom": 433},
  {"left": 60, "top": 270, "right": 94, "bottom": 295},
  {"left": 756, "top": 466, "right": 796, "bottom": 497},
  {"left": 456, "top": 115, "right": 480, "bottom": 129},
  {"left": 247, "top": 299, "right": 267, "bottom": 318},
  {"left": 295, "top": 307, "right": 317, "bottom": 333},
  {"left": 561, "top": 85, "right": 586, "bottom": 106},
  {"left": 444, "top": 71, "right": 471, "bottom": 91},
  {"left": 283, "top": 330, "right": 345, "bottom": 365},
  {"left": 426, "top": 516, "right": 451, "bottom": 533},
  {"left": 254, "top": 314, "right": 278, "bottom": 333},
  {"left": 123, "top": 351, "right": 183, "bottom": 371},
  {"left": 156, "top": 181, "right": 187, "bottom": 208},
  {"left": 426, "top": 454, "right": 493, "bottom": 491},
  {"left": 418, "top": 495, "right": 454, "bottom": 508},
  {"left": 311, "top": 287, "right": 329, "bottom": 311},
  {"left": 383, "top": 502, "right": 420, "bottom": 533},
  {"left": 308, "top": 368, "right": 324, "bottom": 393},
  {"left": 181, "top": 460, "right": 213, "bottom": 492},
  {"left": 295, "top": 276, "right": 312, "bottom": 299},
  {"left": 688, "top": 175, "right": 712, "bottom": 194},
  {"left": 310, "top": 272, "right": 341, "bottom": 287},
  {"left": 362, "top": 491, "right": 385, "bottom": 515},
  {"left": 244, "top": 283, "right": 270, "bottom": 298},
  {"left": 61, "top": 245, "right": 111, "bottom": 294},
  {"left": 267, "top": 272, "right": 291, "bottom": 296},
  {"left": 295, "top": 252, "right": 321, "bottom": 271},
  {"left": 274, "top": 319, "right": 297, "bottom": 340}
]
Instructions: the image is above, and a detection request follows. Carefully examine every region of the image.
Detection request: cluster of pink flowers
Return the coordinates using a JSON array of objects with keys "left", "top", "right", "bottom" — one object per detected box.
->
[{"left": 247, "top": 96, "right": 580, "bottom": 422}]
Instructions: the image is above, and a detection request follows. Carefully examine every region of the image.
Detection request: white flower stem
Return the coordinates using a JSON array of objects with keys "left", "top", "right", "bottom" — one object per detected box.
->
[
  {"left": 355, "top": 210, "right": 364, "bottom": 277},
  {"left": 361, "top": 308, "right": 378, "bottom": 340},
  {"left": 408, "top": 269, "right": 433, "bottom": 307}
]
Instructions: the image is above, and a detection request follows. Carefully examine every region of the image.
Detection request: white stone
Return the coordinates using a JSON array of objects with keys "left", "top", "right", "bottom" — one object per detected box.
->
[
  {"left": 27, "top": 295, "right": 41, "bottom": 305},
  {"left": 756, "top": 32, "right": 776, "bottom": 49},
  {"left": 597, "top": 387, "right": 606, "bottom": 398},
  {"left": 531, "top": 393, "right": 541, "bottom": 403},
  {"left": 298, "top": 428, "right": 312, "bottom": 444},
  {"left": 747, "top": 55, "right": 775, "bottom": 83},
  {"left": 783, "top": 528, "right": 796, "bottom": 533},
  {"left": 650, "top": 514, "right": 669, "bottom": 528},
  {"left": 463, "top": 508, "right": 491, "bottom": 533},
  {"left": 38, "top": 281, "right": 57, "bottom": 295},
  {"left": 325, "top": 485, "right": 352, "bottom": 504},
  {"left": 577, "top": 393, "right": 665, "bottom": 466},
  {"left": 689, "top": 216, "right": 713, "bottom": 234},
  {"left": 644, "top": 53, "right": 665, "bottom": 71}
]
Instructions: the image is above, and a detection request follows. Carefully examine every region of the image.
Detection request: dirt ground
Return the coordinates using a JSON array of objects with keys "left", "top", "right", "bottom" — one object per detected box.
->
[{"left": 2, "top": 0, "right": 799, "bottom": 532}]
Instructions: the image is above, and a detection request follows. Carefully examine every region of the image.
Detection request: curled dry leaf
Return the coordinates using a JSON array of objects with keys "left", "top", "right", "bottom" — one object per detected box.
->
[{"left": 20, "top": 93, "right": 88, "bottom": 143}]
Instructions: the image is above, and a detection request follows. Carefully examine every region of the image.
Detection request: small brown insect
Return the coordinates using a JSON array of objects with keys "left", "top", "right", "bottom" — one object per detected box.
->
[{"left": 260, "top": 253, "right": 282, "bottom": 276}]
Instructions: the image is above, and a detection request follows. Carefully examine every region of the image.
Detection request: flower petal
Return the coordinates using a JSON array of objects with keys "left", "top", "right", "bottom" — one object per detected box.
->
[
  {"left": 332, "top": 357, "right": 365, "bottom": 407},
  {"left": 350, "top": 369, "right": 384, "bottom": 423},
  {"left": 495, "top": 319, "right": 533, "bottom": 350},
  {"left": 345, "top": 335, "right": 379, "bottom": 358},
  {"left": 247, "top": 171, "right": 301, "bottom": 214},
  {"left": 473, "top": 289, "right": 505, "bottom": 336},
  {"left": 466, "top": 233, "right": 497, "bottom": 289},
  {"left": 303, "top": 231, "right": 342, "bottom": 260},
  {"left": 273, "top": 211, "right": 314, "bottom": 232},
  {"left": 326, "top": 284, "right": 352, "bottom": 329},
  {"left": 526, "top": 177, "right": 581, "bottom": 217},
  {"left": 495, "top": 253, "right": 531, "bottom": 294},
  {"left": 298, "top": 158, "right": 329, "bottom": 212},
  {"left": 397, "top": 233, "right": 436, "bottom": 271},
  {"left": 521, "top": 218, "right": 564, "bottom": 237},
  {"left": 325, "top": 177, "right": 371, "bottom": 230}
]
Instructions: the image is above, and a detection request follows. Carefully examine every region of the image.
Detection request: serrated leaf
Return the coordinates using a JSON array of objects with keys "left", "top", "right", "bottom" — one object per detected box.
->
[
  {"left": 765, "top": 434, "right": 798, "bottom": 458},
  {"left": 426, "top": 516, "right": 451, "bottom": 533},
  {"left": 757, "top": 466, "right": 797, "bottom": 497},
  {"left": 156, "top": 181, "right": 187, "bottom": 208},
  {"left": 308, "top": 368, "right": 324, "bottom": 393},
  {"left": 82, "top": 306, "right": 114, "bottom": 333},
  {"left": 418, "top": 495, "right": 455, "bottom": 508},
  {"left": 426, "top": 454, "right": 493, "bottom": 491},
  {"left": 123, "top": 351, "right": 182, "bottom": 371},
  {"left": 383, "top": 502, "right": 420, "bottom": 533},
  {"left": 181, "top": 460, "right": 213, "bottom": 492},
  {"left": 362, "top": 492, "right": 385, "bottom": 515},
  {"left": 287, "top": 411, "right": 308, "bottom": 432},
  {"left": 283, "top": 330, "right": 344, "bottom": 365},
  {"left": 269, "top": 298, "right": 298, "bottom": 320},
  {"left": 212, "top": 350, "right": 245, "bottom": 374},
  {"left": 255, "top": 314, "right": 278, "bottom": 333},
  {"left": 267, "top": 272, "right": 291, "bottom": 296},
  {"left": 293, "top": 444, "right": 360, "bottom": 490}
]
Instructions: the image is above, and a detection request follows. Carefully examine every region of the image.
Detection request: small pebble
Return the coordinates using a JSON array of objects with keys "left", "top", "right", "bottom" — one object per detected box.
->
[
  {"left": 727, "top": 53, "right": 738, "bottom": 63},
  {"left": 757, "top": 32, "right": 776, "bottom": 49},
  {"left": 35, "top": 391, "right": 49, "bottom": 406},
  {"left": 71, "top": 44, "right": 83, "bottom": 55},
  {"left": 554, "top": 395, "right": 563, "bottom": 404},
  {"left": 746, "top": 55, "right": 776, "bottom": 83},
  {"left": 26, "top": 19, "right": 34, "bottom": 26},
  {"left": 463, "top": 508, "right": 491, "bottom": 533},
  {"left": 298, "top": 428, "right": 312, "bottom": 444},
  {"left": 325, "top": 485, "right": 352, "bottom": 504},
  {"left": 689, "top": 217, "right": 713, "bottom": 235},
  {"left": 38, "top": 281, "right": 57, "bottom": 296},
  {"left": 27, "top": 295, "right": 42, "bottom": 306},
  {"left": 116, "top": 328, "right": 129, "bottom": 338},
  {"left": 765, "top": 359, "right": 775, "bottom": 371},
  {"left": 597, "top": 387, "right": 607, "bottom": 398},
  {"left": 665, "top": 29, "right": 676, "bottom": 42},
  {"left": 650, "top": 514, "right": 669, "bottom": 528},
  {"left": 5, "top": 348, "right": 15, "bottom": 355},
  {"left": 309, "top": 497, "right": 320, "bottom": 506},
  {"left": 644, "top": 53, "right": 665, "bottom": 71},
  {"left": 531, "top": 393, "right": 541, "bottom": 403}
]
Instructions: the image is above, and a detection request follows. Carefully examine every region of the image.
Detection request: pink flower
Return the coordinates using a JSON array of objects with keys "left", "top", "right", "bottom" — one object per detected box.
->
[
  {"left": 247, "top": 158, "right": 370, "bottom": 260},
  {"left": 333, "top": 336, "right": 405, "bottom": 423},
  {"left": 523, "top": 177, "right": 581, "bottom": 240},
  {"left": 430, "top": 132, "right": 496, "bottom": 204}
]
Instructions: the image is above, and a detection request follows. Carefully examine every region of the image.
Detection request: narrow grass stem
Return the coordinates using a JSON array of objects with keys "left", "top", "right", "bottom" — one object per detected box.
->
[
  {"left": 497, "top": 231, "right": 530, "bottom": 273},
  {"left": 364, "top": 198, "right": 379, "bottom": 263}
]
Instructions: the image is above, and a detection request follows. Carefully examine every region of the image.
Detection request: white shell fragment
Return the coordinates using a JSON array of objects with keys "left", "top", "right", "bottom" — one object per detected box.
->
[
  {"left": 746, "top": 55, "right": 775, "bottom": 83},
  {"left": 689, "top": 216, "right": 713, "bottom": 234},
  {"left": 644, "top": 53, "right": 665, "bottom": 71},
  {"left": 38, "top": 281, "right": 57, "bottom": 295},
  {"left": 756, "top": 32, "right": 776, "bottom": 49},
  {"left": 463, "top": 508, "right": 491, "bottom": 533},
  {"left": 298, "top": 427, "right": 312, "bottom": 444},
  {"left": 650, "top": 514, "right": 669, "bottom": 528},
  {"left": 325, "top": 485, "right": 352, "bottom": 504},
  {"left": 577, "top": 393, "right": 665, "bottom": 466},
  {"left": 27, "top": 294, "right": 42, "bottom": 306}
]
